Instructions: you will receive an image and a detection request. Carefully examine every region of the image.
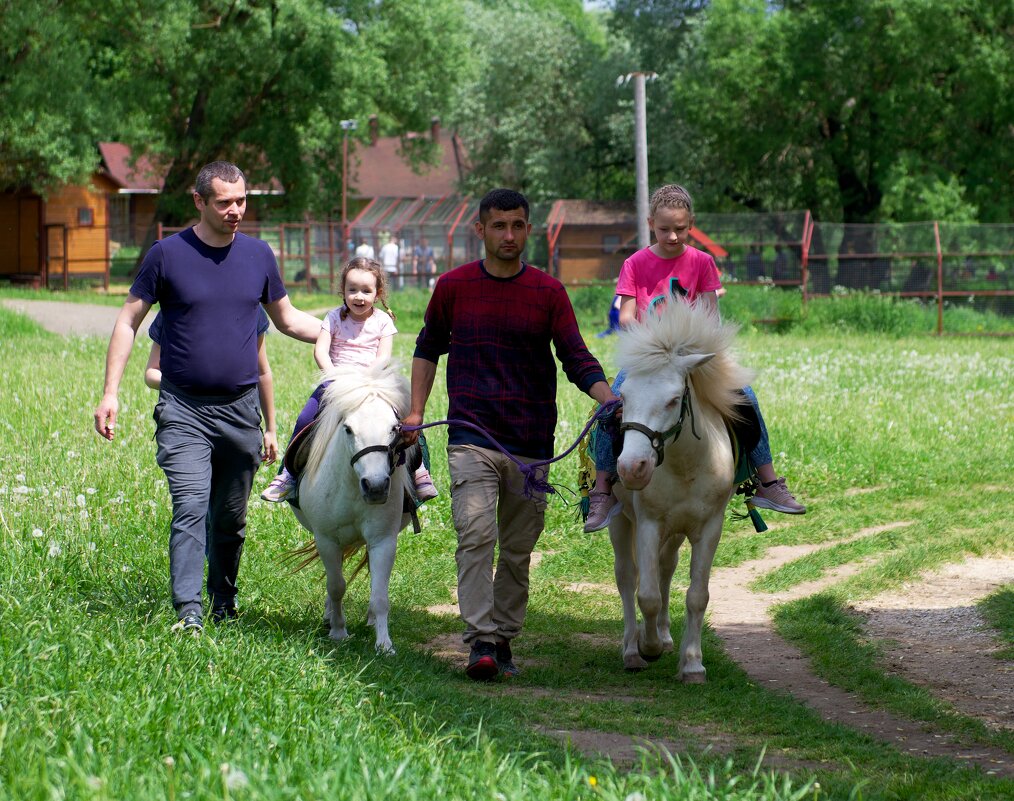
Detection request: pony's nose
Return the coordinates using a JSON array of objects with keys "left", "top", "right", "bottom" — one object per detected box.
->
[
  {"left": 360, "top": 476, "right": 391, "bottom": 504},
  {"left": 617, "top": 458, "right": 652, "bottom": 490}
]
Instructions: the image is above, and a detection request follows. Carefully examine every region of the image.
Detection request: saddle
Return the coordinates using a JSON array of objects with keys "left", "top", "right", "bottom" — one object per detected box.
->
[{"left": 281, "top": 419, "right": 423, "bottom": 532}]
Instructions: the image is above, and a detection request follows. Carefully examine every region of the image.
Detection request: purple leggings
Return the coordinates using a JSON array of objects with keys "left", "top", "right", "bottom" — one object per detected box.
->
[{"left": 289, "top": 380, "right": 331, "bottom": 454}]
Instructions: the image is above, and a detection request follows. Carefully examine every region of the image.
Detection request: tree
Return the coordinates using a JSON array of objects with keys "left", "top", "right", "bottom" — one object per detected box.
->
[
  {"left": 450, "top": 0, "right": 633, "bottom": 201},
  {"left": 666, "top": 0, "right": 1014, "bottom": 224},
  {"left": 0, "top": 1, "right": 110, "bottom": 191}
]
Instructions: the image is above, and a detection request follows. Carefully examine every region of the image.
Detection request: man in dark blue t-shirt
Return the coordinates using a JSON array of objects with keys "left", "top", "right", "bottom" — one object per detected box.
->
[{"left": 94, "top": 161, "right": 321, "bottom": 634}]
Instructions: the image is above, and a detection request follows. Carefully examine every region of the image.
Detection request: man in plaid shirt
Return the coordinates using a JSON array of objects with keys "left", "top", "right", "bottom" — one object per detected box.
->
[{"left": 404, "top": 188, "right": 617, "bottom": 681}]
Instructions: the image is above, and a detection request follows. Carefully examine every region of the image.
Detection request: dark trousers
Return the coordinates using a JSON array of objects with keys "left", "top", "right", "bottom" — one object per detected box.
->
[{"left": 154, "top": 381, "right": 262, "bottom": 617}]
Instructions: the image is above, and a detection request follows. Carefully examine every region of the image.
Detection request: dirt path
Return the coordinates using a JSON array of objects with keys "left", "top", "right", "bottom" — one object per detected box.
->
[{"left": 1, "top": 299, "right": 152, "bottom": 337}]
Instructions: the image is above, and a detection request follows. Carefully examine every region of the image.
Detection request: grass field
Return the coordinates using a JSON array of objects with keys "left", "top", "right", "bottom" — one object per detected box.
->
[{"left": 0, "top": 286, "right": 1011, "bottom": 800}]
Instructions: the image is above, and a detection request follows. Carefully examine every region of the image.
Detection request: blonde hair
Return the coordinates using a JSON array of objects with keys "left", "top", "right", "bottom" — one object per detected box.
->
[
  {"left": 649, "top": 184, "right": 695, "bottom": 218},
  {"left": 338, "top": 257, "right": 396, "bottom": 321}
]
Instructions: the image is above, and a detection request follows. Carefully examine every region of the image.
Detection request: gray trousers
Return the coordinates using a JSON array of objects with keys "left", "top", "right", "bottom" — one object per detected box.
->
[{"left": 154, "top": 381, "right": 262, "bottom": 617}]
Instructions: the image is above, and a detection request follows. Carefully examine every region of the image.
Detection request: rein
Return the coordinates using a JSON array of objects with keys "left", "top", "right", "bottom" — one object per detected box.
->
[
  {"left": 401, "top": 399, "right": 622, "bottom": 499},
  {"left": 618, "top": 390, "right": 699, "bottom": 467}
]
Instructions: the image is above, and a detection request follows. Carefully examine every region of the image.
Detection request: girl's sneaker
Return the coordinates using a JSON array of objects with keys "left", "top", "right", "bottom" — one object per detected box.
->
[
  {"left": 261, "top": 472, "right": 296, "bottom": 502},
  {"left": 414, "top": 467, "right": 438, "bottom": 502}
]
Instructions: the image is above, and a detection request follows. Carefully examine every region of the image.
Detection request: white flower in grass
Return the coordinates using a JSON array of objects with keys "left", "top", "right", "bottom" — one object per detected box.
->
[
  {"left": 67, "top": 450, "right": 78, "bottom": 459},
  {"left": 14, "top": 486, "right": 29, "bottom": 495},
  {"left": 76, "top": 494, "right": 86, "bottom": 508},
  {"left": 16, "top": 474, "right": 25, "bottom": 482},
  {"left": 88, "top": 542, "right": 96, "bottom": 551},
  {"left": 624, "top": 793, "right": 647, "bottom": 801},
  {"left": 86, "top": 487, "right": 97, "bottom": 495},
  {"left": 48, "top": 542, "right": 61, "bottom": 558},
  {"left": 51, "top": 431, "right": 60, "bottom": 439},
  {"left": 32, "top": 528, "right": 44, "bottom": 538}
]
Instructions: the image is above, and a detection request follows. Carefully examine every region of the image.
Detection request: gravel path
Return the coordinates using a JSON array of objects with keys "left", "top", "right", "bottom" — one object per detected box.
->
[{"left": 2, "top": 299, "right": 152, "bottom": 337}]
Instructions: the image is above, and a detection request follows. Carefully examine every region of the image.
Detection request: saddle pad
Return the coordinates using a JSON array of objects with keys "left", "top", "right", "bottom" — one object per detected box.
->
[{"left": 283, "top": 418, "right": 320, "bottom": 478}]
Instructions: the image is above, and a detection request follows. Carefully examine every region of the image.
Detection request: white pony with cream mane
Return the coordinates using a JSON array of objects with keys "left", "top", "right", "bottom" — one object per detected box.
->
[
  {"left": 292, "top": 360, "right": 414, "bottom": 654},
  {"left": 610, "top": 299, "right": 755, "bottom": 681}
]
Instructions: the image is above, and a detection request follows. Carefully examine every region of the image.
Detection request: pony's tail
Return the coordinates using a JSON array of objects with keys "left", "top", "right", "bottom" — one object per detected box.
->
[{"left": 280, "top": 539, "right": 370, "bottom": 581}]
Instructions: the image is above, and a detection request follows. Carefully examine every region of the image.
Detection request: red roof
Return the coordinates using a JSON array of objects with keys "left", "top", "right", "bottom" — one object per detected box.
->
[
  {"left": 349, "top": 131, "right": 466, "bottom": 199},
  {"left": 98, "top": 142, "right": 164, "bottom": 193}
]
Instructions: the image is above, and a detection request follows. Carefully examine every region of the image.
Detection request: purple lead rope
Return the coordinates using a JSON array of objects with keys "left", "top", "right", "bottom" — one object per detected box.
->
[{"left": 402, "top": 399, "right": 622, "bottom": 500}]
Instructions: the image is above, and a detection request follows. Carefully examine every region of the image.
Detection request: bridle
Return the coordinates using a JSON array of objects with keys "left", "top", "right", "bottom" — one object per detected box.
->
[
  {"left": 349, "top": 432, "right": 409, "bottom": 475},
  {"left": 618, "top": 390, "right": 698, "bottom": 467}
]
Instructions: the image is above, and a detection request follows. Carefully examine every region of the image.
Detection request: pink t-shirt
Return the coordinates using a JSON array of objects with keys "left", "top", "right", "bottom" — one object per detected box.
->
[
  {"left": 616, "top": 245, "right": 722, "bottom": 316},
  {"left": 322, "top": 307, "right": 397, "bottom": 367}
]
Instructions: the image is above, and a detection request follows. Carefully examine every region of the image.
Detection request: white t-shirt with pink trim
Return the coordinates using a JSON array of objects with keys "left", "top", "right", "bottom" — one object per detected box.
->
[
  {"left": 322, "top": 307, "right": 397, "bottom": 367},
  {"left": 616, "top": 246, "right": 722, "bottom": 316}
]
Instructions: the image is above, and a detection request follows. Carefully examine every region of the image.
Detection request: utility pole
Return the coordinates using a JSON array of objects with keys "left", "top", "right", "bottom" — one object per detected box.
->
[
  {"left": 340, "top": 119, "right": 357, "bottom": 252},
  {"left": 618, "top": 72, "right": 657, "bottom": 249}
]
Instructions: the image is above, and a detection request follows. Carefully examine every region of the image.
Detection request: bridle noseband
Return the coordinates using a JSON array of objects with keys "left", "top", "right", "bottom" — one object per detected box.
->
[
  {"left": 618, "top": 391, "right": 698, "bottom": 466},
  {"left": 349, "top": 433, "right": 409, "bottom": 475}
]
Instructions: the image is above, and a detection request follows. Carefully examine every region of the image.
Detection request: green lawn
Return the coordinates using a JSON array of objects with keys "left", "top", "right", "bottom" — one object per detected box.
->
[{"left": 0, "top": 287, "right": 1011, "bottom": 800}]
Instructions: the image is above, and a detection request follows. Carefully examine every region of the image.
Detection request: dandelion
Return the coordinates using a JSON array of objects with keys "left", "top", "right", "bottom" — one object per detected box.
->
[
  {"left": 32, "top": 528, "right": 44, "bottom": 538},
  {"left": 48, "top": 542, "right": 62, "bottom": 558},
  {"left": 14, "top": 486, "right": 29, "bottom": 495},
  {"left": 588, "top": 775, "right": 598, "bottom": 787},
  {"left": 624, "top": 793, "right": 647, "bottom": 801},
  {"left": 16, "top": 473, "right": 25, "bottom": 482},
  {"left": 86, "top": 487, "right": 97, "bottom": 495},
  {"left": 67, "top": 450, "right": 78, "bottom": 459},
  {"left": 76, "top": 494, "right": 86, "bottom": 508}
]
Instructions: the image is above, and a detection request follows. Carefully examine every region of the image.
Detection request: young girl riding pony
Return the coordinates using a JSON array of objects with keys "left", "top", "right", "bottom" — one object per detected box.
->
[
  {"left": 261, "top": 257, "right": 437, "bottom": 503},
  {"left": 584, "top": 184, "right": 805, "bottom": 532}
]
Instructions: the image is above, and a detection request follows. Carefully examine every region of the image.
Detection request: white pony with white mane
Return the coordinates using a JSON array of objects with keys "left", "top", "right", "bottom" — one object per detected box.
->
[
  {"left": 610, "top": 300, "right": 754, "bottom": 681},
  {"left": 291, "top": 360, "right": 414, "bottom": 654}
]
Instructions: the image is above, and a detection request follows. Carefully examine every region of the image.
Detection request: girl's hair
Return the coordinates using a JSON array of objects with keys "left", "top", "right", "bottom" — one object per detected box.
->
[
  {"left": 338, "top": 257, "right": 396, "bottom": 321},
  {"left": 649, "top": 184, "right": 695, "bottom": 218}
]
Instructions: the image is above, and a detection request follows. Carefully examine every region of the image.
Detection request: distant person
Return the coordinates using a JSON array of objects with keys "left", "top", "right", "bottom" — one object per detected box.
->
[
  {"left": 379, "top": 234, "right": 401, "bottom": 290},
  {"left": 355, "top": 240, "right": 375, "bottom": 260},
  {"left": 584, "top": 183, "right": 806, "bottom": 533},
  {"left": 413, "top": 236, "right": 437, "bottom": 288},
  {"left": 596, "top": 294, "right": 622, "bottom": 338},
  {"left": 746, "top": 245, "right": 764, "bottom": 280},
  {"left": 93, "top": 160, "right": 321, "bottom": 634},
  {"left": 261, "top": 257, "right": 437, "bottom": 504},
  {"left": 402, "top": 189, "right": 617, "bottom": 681}
]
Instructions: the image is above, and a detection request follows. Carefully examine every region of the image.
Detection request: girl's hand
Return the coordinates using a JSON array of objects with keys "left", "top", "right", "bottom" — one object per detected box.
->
[{"left": 262, "top": 430, "right": 279, "bottom": 464}]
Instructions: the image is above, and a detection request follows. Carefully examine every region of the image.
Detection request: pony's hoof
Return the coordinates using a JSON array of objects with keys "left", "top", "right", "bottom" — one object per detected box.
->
[
  {"left": 679, "top": 670, "right": 707, "bottom": 684},
  {"left": 328, "top": 628, "right": 349, "bottom": 643},
  {"left": 375, "top": 643, "right": 396, "bottom": 656},
  {"left": 637, "top": 644, "right": 663, "bottom": 663},
  {"left": 623, "top": 653, "right": 649, "bottom": 671}
]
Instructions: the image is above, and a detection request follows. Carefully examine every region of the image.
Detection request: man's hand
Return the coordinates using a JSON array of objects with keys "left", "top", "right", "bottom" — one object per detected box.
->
[
  {"left": 262, "top": 430, "right": 279, "bottom": 464},
  {"left": 401, "top": 411, "right": 423, "bottom": 446},
  {"left": 94, "top": 393, "right": 119, "bottom": 441}
]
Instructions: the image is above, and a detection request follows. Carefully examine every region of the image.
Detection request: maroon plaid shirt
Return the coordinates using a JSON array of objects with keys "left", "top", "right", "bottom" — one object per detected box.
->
[{"left": 414, "top": 260, "right": 606, "bottom": 458}]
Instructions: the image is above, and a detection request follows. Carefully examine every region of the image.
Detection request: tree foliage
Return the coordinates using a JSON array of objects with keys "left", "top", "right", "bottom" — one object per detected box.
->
[{"left": 662, "top": 0, "right": 1014, "bottom": 223}]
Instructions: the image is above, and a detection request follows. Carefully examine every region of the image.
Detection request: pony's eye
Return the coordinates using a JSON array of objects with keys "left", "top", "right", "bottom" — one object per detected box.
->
[
  {"left": 344, "top": 425, "right": 353, "bottom": 436},
  {"left": 667, "top": 396, "right": 680, "bottom": 409}
]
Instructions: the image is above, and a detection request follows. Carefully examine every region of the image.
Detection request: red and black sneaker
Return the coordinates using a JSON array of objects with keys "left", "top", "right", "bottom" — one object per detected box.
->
[{"left": 465, "top": 640, "right": 499, "bottom": 681}]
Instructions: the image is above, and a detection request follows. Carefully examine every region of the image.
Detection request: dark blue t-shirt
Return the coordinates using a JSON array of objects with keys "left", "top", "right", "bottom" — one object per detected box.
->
[{"left": 131, "top": 228, "right": 286, "bottom": 394}]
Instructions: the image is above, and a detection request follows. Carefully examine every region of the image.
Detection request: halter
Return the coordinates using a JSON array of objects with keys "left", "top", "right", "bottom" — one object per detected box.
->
[
  {"left": 619, "top": 390, "right": 698, "bottom": 467},
  {"left": 349, "top": 433, "right": 408, "bottom": 475}
]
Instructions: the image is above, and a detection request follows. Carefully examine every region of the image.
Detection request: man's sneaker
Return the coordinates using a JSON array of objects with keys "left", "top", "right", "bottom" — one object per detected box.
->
[
  {"left": 211, "top": 606, "right": 239, "bottom": 624},
  {"left": 414, "top": 468, "right": 438, "bottom": 502},
  {"left": 496, "top": 640, "right": 520, "bottom": 678},
  {"left": 465, "top": 640, "right": 499, "bottom": 681},
  {"left": 584, "top": 491, "right": 622, "bottom": 533},
  {"left": 751, "top": 477, "right": 806, "bottom": 514},
  {"left": 261, "top": 472, "right": 295, "bottom": 502},
  {"left": 171, "top": 611, "right": 203, "bottom": 635}
]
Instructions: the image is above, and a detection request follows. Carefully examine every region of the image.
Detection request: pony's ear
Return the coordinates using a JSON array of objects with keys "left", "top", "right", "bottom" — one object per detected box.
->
[{"left": 681, "top": 352, "right": 716, "bottom": 372}]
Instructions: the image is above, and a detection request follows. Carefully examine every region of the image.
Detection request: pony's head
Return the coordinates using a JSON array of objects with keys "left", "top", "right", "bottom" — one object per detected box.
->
[
  {"left": 614, "top": 300, "right": 754, "bottom": 489},
  {"left": 303, "top": 360, "right": 411, "bottom": 503}
]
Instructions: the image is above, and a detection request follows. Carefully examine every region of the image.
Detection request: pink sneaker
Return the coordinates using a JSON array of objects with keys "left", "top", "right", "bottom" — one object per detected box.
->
[
  {"left": 414, "top": 468, "right": 438, "bottom": 502},
  {"left": 752, "top": 477, "right": 806, "bottom": 514},
  {"left": 584, "top": 491, "right": 621, "bottom": 532},
  {"left": 261, "top": 472, "right": 295, "bottom": 502}
]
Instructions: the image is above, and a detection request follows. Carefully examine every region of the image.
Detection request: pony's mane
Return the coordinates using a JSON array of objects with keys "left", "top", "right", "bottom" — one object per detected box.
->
[
  {"left": 302, "top": 360, "right": 411, "bottom": 480},
  {"left": 616, "top": 301, "right": 755, "bottom": 420}
]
